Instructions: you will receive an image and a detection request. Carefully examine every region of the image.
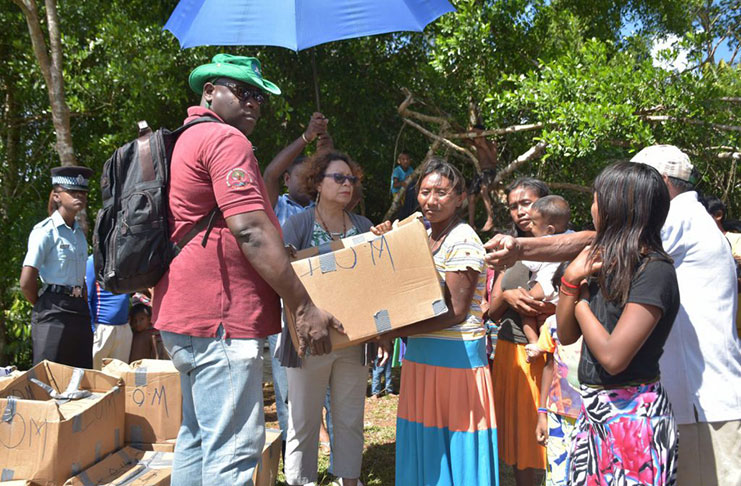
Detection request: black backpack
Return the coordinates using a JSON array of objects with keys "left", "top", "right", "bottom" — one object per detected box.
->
[{"left": 93, "top": 117, "right": 220, "bottom": 294}]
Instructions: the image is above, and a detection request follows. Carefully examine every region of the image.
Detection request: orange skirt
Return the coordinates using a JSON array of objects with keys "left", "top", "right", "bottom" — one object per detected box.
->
[{"left": 491, "top": 338, "right": 546, "bottom": 470}]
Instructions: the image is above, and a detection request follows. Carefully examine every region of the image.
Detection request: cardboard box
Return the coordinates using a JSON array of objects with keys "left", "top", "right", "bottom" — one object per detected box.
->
[
  {"left": 253, "top": 428, "right": 282, "bottom": 486},
  {"left": 132, "top": 438, "right": 177, "bottom": 453},
  {"left": 0, "top": 370, "right": 23, "bottom": 394},
  {"left": 286, "top": 214, "right": 446, "bottom": 349},
  {"left": 63, "top": 446, "right": 172, "bottom": 486},
  {"left": 101, "top": 359, "right": 182, "bottom": 446},
  {"left": 0, "top": 361, "right": 125, "bottom": 486}
]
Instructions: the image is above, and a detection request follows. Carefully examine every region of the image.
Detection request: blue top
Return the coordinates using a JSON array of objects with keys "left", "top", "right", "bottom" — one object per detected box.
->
[
  {"left": 23, "top": 210, "right": 87, "bottom": 287},
  {"left": 274, "top": 194, "right": 312, "bottom": 227},
  {"left": 391, "top": 165, "right": 414, "bottom": 194},
  {"left": 86, "top": 255, "right": 130, "bottom": 327}
]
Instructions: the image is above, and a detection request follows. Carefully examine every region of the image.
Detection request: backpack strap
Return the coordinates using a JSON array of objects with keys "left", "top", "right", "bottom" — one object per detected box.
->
[
  {"left": 174, "top": 207, "right": 221, "bottom": 254},
  {"left": 136, "top": 116, "right": 221, "bottom": 182},
  {"left": 168, "top": 115, "right": 224, "bottom": 254}
]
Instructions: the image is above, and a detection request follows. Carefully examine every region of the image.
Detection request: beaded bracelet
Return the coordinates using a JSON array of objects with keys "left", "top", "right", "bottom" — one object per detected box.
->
[{"left": 537, "top": 407, "right": 549, "bottom": 414}]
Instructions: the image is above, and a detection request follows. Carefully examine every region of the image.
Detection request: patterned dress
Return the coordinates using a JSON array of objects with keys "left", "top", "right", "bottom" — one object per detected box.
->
[
  {"left": 536, "top": 315, "right": 582, "bottom": 486},
  {"left": 396, "top": 222, "right": 499, "bottom": 486}
]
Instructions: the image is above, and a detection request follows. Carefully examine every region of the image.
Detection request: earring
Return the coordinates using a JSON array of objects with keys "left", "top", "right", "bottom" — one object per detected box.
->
[
  {"left": 206, "top": 100, "right": 212, "bottom": 109},
  {"left": 315, "top": 191, "right": 321, "bottom": 204}
]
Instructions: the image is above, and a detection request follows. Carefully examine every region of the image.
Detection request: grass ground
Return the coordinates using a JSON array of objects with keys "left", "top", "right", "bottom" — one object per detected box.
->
[{"left": 262, "top": 369, "right": 517, "bottom": 486}]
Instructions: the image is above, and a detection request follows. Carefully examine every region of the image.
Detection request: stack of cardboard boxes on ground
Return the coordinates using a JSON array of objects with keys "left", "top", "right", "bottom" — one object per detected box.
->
[
  {"left": 0, "top": 360, "right": 281, "bottom": 486},
  {"left": 0, "top": 214, "right": 444, "bottom": 485}
]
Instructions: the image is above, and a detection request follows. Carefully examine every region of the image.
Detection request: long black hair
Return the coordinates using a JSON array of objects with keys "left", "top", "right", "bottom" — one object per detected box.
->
[{"left": 590, "top": 162, "right": 672, "bottom": 304}]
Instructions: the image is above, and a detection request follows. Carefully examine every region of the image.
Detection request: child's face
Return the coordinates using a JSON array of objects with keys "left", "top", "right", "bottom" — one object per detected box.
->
[
  {"left": 398, "top": 153, "right": 412, "bottom": 170},
  {"left": 528, "top": 210, "right": 554, "bottom": 237},
  {"left": 130, "top": 312, "right": 151, "bottom": 333}
]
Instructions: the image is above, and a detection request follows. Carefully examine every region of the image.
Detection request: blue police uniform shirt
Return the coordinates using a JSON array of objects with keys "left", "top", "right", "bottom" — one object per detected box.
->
[
  {"left": 86, "top": 255, "right": 129, "bottom": 327},
  {"left": 390, "top": 165, "right": 414, "bottom": 194},
  {"left": 274, "top": 194, "right": 313, "bottom": 227},
  {"left": 23, "top": 210, "right": 87, "bottom": 287}
]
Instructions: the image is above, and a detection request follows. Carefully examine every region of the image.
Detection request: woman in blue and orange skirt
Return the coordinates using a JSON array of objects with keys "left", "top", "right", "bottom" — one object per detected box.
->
[
  {"left": 374, "top": 157, "right": 499, "bottom": 486},
  {"left": 487, "top": 178, "right": 550, "bottom": 486}
]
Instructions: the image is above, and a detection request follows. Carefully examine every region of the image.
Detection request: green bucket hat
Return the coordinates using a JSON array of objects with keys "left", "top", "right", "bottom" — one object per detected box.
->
[{"left": 189, "top": 53, "right": 281, "bottom": 96}]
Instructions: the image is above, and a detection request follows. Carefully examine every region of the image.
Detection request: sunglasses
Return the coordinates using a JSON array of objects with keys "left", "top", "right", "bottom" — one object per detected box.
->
[
  {"left": 324, "top": 173, "right": 359, "bottom": 184},
  {"left": 213, "top": 80, "right": 268, "bottom": 105}
]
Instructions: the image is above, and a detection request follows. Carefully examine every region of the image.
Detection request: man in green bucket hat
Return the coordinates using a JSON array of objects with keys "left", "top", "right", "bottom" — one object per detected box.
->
[{"left": 153, "top": 54, "right": 344, "bottom": 486}]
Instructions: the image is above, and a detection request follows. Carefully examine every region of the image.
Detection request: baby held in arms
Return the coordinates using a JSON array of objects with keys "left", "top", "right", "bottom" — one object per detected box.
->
[{"left": 513, "top": 195, "right": 571, "bottom": 361}]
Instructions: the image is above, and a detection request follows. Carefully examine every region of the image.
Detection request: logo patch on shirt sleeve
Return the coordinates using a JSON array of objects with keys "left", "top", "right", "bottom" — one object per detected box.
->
[{"left": 226, "top": 168, "right": 252, "bottom": 188}]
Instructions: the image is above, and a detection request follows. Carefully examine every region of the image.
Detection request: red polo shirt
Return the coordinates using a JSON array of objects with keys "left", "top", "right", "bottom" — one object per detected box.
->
[{"left": 153, "top": 107, "right": 281, "bottom": 338}]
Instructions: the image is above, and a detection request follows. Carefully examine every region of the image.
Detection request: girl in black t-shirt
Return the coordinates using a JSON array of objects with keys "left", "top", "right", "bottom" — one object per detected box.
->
[{"left": 555, "top": 162, "right": 680, "bottom": 486}]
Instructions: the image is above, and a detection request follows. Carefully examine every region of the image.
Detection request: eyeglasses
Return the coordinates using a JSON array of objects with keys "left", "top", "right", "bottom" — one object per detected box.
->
[
  {"left": 324, "top": 173, "right": 359, "bottom": 184},
  {"left": 213, "top": 80, "right": 268, "bottom": 105}
]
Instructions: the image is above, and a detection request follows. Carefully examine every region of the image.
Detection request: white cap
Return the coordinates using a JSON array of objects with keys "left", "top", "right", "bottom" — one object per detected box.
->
[{"left": 630, "top": 145, "right": 694, "bottom": 182}]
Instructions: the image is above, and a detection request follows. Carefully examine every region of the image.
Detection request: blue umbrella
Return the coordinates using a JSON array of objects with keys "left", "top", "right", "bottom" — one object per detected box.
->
[
  {"left": 165, "top": 0, "right": 455, "bottom": 51},
  {"left": 164, "top": 0, "right": 455, "bottom": 108}
]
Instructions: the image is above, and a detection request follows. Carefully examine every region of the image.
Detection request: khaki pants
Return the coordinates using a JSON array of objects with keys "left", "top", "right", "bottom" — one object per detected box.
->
[
  {"left": 92, "top": 323, "right": 133, "bottom": 369},
  {"left": 678, "top": 420, "right": 741, "bottom": 486},
  {"left": 284, "top": 346, "right": 368, "bottom": 485}
]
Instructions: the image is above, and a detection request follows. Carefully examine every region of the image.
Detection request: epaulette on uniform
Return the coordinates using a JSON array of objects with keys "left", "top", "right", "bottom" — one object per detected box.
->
[{"left": 32, "top": 216, "right": 54, "bottom": 231}]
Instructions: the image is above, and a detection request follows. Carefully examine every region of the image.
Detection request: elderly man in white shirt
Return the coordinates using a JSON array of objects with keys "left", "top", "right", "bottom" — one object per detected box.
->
[
  {"left": 631, "top": 145, "right": 741, "bottom": 486},
  {"left": 483, "top": 146, "right": 741, "bottom": 485}
]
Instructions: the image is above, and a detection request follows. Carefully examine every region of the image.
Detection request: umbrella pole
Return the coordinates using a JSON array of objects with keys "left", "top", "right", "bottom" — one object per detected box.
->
[{"left": 311, "top": 48, "right": 321, "bottom": 112}]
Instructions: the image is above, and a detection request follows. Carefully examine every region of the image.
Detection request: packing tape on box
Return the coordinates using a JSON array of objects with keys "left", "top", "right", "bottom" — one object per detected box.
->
[
  {"left": 115, "top": 428, "right": 122, "bottom": 448},
  {"left": 78, "top": 470, "right": 95, "bottom": 486},
  {"left": 1, "top": 468, "right": 14, "bottom": 481},
  {"left": 432, "top": 299, "right": 447, "bottom": 315},
  {"left": 2, "top": 396, "right": 16, "bottom": 423},
  {"left": 373, "top": 309, "right": 392, "bottom": 333},
  {"left": 30, "top": 368, "right": 91, "bottom": 400},
  {"left": 135, "top": 367, "right": 148, "bottom": 387},
  {"left": 130, "top": 425, "right": 143, "bottom": 444},
  {"left": 351, "top": 235, "right": 366, "bottom": 245},
  {"left": 95, "top": 440, "right": 103, "bottom": 462},
  {"left": 319, "top": 253, "right": 337, "bottom": 273},
  {"left": 117, "top": 448, "right": 133, "bottom": 464},
  {"left": 73, "top": 414, "right": 82, "bottom": 432},
  {"left": 317, "top": 242, "right": 333, "bottom": 255},
  {"left": 71, "top": 463, "right": 81, "bottom": 475}
]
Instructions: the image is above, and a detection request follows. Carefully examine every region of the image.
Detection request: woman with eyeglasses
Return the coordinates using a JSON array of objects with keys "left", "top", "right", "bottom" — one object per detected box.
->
[{"left": 277, "top": 150, "right": 378, "bottom": 486}]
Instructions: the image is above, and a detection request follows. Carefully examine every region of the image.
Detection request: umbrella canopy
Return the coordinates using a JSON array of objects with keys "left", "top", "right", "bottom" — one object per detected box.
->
[{"left": 165, "top": 0, "right": 455, "bottom": 51}]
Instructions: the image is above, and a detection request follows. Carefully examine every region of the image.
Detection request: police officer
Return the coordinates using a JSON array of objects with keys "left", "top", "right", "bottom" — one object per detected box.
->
[{"left": 20, "top": 166, "right": 94, "bottom": 368}]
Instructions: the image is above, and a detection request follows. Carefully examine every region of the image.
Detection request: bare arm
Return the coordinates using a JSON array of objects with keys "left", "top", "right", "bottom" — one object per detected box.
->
[
  {"left": 226, "top": 210, "right": 342, "bottom": 356},
  {"left": 386, "top": 269, "right": 479, "bottom": 339},
  {"left": 484, "top": 231, "right": 594, "bottom": 269},
  {"left": 263, "top": 112, "right": 327, "bottom": 207},
  {"left": 535, "top": 354, "right": 553, "bottom": 445},
  {"left": 20, "top": 266, "right": 39, "bottom": 305}
]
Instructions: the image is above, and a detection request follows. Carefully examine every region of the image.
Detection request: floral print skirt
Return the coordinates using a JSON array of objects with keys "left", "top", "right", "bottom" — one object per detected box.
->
[{"left": 568, "top": 382, "right": 677, "bottom": 486}]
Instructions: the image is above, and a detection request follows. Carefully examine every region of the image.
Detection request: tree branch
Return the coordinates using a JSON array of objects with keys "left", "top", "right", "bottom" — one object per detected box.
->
[
  {"left": 402, "top": 118, "right": 481, "bottom": 172},
  {"left": 445, "top": 123, "right": 545, "bottom": 139},
  {"left": 549, "top": 182, "right": 592, "bottom": 194},
  {"left": 642, "top": 115, "right": 741, "bottom": 133},
  {"left": 492, "top": 141, "right": 548, "bottom": 184}
]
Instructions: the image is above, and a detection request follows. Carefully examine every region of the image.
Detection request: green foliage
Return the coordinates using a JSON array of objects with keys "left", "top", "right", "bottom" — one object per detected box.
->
[
  {"left": 4, "top": 293, "right": 32, "bottom": 369},
  {"left": 0, "top": 0, "right": 738, "bottom": 363}
]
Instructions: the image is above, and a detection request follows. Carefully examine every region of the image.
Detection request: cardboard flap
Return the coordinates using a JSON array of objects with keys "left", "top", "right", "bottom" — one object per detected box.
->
[{"left": 63, "top": 446, "right": 173, "bottom": 486}]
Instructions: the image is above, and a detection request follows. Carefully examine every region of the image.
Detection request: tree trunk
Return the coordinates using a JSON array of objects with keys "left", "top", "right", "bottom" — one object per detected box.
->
[{"left": 12, "top": 0, "right": 76, "bottom": 166}]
